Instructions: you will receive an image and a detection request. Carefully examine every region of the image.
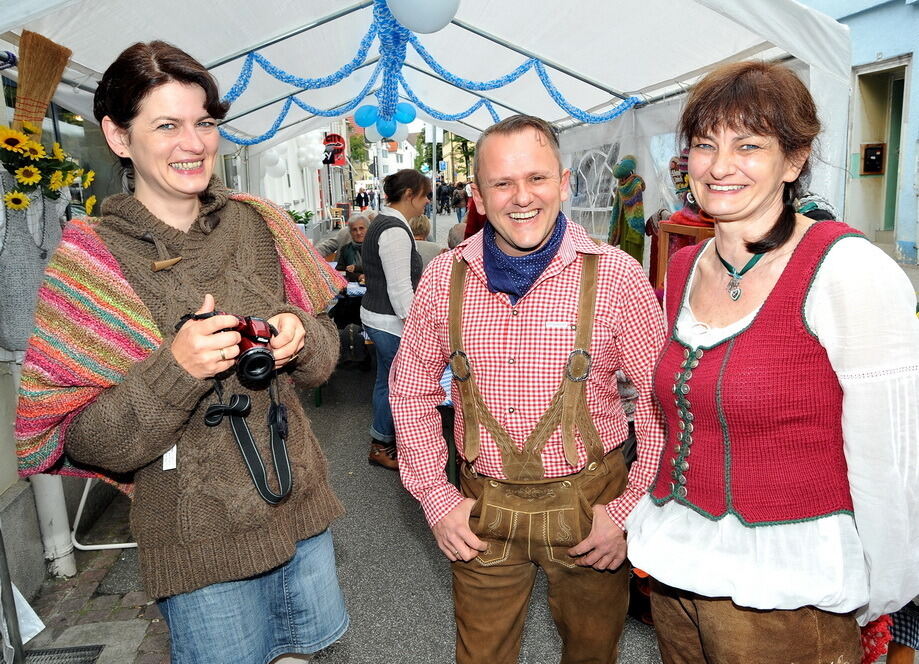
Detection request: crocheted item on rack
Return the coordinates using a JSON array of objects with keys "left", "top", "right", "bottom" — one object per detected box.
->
[
  {"left": 607, "top": 155, "right": 645, "bottom": 264},
  {"left": 15, "top": 194, "right": 345, "bottom": 494},
  {"left": 861, "top": 614, "right": 892, "bottom": 664}
]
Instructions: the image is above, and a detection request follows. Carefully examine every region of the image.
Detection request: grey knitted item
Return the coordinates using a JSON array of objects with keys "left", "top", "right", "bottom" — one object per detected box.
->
[{"left": 0, "top": 170, "right": 68, "bottom": 350}]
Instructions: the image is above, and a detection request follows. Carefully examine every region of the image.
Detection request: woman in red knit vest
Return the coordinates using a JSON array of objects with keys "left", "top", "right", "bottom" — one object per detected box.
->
[{"left": 625, "top": 61, "right": 919, "bottom": 663}]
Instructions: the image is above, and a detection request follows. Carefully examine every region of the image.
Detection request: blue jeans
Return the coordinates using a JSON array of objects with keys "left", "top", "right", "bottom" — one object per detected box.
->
[
  {"left": 158, "top": 530, "right": 348, "bottom": 664},
  {"left": 456, "top": 206, "right": 466, "bottom": 223},
  {"left": 364, "top": 325, "right": 401, "bottom": 443}
]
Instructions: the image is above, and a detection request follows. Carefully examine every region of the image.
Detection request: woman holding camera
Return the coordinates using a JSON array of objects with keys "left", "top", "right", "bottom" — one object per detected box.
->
[
  {"left": 16, "top": 42, "right": 348, "bottom": 663},
  {"left": 360, "top": 169, "right": 430, "bottom": 471},
  {"left": 626, "top": 61, "right": 919, "bottom": 663}
]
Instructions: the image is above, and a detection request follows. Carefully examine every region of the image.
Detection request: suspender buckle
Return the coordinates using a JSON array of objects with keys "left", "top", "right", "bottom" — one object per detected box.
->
[
  {"left": 565, "top": 348, "right": 592, "bottom": 382},
  {"left": 449, "top": 350, "right": 473, "bottom": 382}
]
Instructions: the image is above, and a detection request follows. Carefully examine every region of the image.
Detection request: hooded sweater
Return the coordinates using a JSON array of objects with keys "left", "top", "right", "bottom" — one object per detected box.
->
[{"left": 63, "top": 180, "right": 344, "bottom": 598}]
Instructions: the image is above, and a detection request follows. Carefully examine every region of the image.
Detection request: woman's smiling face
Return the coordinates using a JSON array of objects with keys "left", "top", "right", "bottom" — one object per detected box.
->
[
  {"left": 107, "top": 81, "right": 219, "bottom": 208},
  {"left": 688, "top": 125, "right": 804, "bottom": 225}
]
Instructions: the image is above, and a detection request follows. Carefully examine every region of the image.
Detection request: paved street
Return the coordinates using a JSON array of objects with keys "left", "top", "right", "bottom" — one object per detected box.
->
[{"left": 22, "top": 360, "right": 663, "bottom": 663}]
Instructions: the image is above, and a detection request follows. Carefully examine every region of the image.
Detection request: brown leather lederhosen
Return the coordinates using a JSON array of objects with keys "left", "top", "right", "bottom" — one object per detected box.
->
[
  {"left": 447, "top": 252, "right": 604, "bottom": 480},
  {"left": 446, "top": 252, "right": 630, "bottom": 664}
]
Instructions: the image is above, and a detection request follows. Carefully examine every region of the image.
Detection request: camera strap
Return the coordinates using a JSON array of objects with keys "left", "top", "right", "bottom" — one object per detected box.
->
[{"left": 204, "top": 378, "right": 292, "bottom": 505}]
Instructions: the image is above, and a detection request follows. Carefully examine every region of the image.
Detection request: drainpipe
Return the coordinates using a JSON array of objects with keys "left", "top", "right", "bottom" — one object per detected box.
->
[
  {"left": 8, "top": 362, "right": 76, "bottom": 578},
  {"left": 29, "top": 475, "right": 76, "bottom": 577}
]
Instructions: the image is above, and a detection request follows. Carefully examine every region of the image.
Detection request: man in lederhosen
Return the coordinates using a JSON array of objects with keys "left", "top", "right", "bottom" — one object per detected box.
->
[{"left": 391, "top": 115, "right": 666, "bottom": 664}]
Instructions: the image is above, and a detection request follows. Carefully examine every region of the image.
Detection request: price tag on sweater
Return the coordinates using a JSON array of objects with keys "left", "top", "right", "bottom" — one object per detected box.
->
[{"left": 162, "top": 445, "right": 177, "bottom": 471}]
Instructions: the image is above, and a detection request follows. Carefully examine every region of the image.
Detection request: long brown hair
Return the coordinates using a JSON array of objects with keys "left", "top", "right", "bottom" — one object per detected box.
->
[{"left": 679, "top": 61, "right": 820, "bottom": 253}]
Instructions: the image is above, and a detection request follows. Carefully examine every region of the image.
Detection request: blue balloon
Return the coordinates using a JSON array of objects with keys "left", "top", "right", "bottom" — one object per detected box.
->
[
  {"left": 376, "top": 117, "right": 397, "bottom": 138},
  {"left": 354, "top": 105, "right": 378, "bottom": 128},
  {"left": 394, "top": 102, "right": 417, "bottom": 124}
]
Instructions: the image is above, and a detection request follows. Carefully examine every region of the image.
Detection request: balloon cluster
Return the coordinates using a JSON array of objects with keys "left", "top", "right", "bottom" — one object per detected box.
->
[
  {"left": 262, "top": 147, "right": 287, "bottom": 178},
  {"left": 353, "top": 101, "right": 416, "bottom": 143},
  {"left": 261, "top": 134, "right": 326, "bottom": 179},
  {"left": 297, "top": 135, "right": 326, "bottom": 170}
]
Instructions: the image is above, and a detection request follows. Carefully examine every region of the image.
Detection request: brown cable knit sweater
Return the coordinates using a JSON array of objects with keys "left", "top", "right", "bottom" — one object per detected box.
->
[{"left": 64, "top": 180, "right": 344, "bottom": 598}]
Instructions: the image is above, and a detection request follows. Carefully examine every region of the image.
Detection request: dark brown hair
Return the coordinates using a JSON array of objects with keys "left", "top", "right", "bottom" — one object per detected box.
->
[
  {"left": 93, "top": 41, "right": 229, "bottom": 167},
  {"left": 679, "top": 61, "right": 820, "bottom": 253},
  {"left": 473, "top": 114, "right": 561, "bottom": 184},
  {"left": 382, "top": 169, "right": 430, "bottom": 203}
]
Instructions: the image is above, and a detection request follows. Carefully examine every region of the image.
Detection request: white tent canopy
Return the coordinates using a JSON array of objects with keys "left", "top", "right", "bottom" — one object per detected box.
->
[{"left": 1, "top": 0, "right": 851, "bottom": 216}]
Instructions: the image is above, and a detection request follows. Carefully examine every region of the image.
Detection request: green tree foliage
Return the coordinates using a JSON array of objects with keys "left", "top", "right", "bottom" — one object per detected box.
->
[{"left": 349, "top": 133, "right": 368, "bottom": 163}]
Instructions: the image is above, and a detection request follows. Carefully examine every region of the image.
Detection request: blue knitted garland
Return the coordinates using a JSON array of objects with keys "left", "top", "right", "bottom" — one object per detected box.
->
[{"left": 219, "top": 0, "right": 640, "bottom": 145}]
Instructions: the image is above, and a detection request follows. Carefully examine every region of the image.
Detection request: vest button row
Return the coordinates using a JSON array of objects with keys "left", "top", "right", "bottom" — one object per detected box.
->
[
  {"left": 682, "top": 348, "right": 704, "bottom": 360},
  {"left": 673, "top": 442, "right": 692, "bottom": 456},
  {"left": 671, "top": 348, "right": 699, "bottom": 502},
  {"left": 670, "top": 458, "right": 689, "bottom": 471}
]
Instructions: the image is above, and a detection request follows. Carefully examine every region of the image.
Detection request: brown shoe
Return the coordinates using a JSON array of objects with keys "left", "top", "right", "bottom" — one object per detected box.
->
[{"left": 368, "top": 442, "right": 399, "bottom": 471}]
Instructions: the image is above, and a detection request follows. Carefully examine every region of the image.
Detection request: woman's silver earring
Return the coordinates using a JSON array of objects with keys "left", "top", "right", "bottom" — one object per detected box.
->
[{"left": 686, "top": 191, "right": 696, "bottom": 206}]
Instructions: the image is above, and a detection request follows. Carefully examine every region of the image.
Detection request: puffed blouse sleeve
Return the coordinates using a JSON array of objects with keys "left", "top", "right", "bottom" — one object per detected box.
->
[{"left": 806, "top": 236, "right": 919, "bottom": 623}]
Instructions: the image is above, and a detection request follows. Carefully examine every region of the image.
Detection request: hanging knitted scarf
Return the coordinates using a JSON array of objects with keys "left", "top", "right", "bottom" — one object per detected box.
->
[
  {"left": 15, "top": 193, "right": 346, "bottom": 495},
  {"left": 482, "top": 213, "right": 566, "bottom": 304},
  {"left": 607, "top": 156, "right": 646, "bottom": 264}
]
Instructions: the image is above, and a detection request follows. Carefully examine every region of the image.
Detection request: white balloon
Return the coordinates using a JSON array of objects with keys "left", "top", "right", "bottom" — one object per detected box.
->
[
  {"left": 262, "top": 148, "right": 280, "bottom": 167},
  {"left": 386, "top": 0, "right": 459, "bottom": 33},
  {"left": 267, "top": 161, "right": 287, "bottom": 178},
  {"left": 305, "top": 158, "right": 323, "bottom": 170},
  {"left": 297, "top": 154, "right": 311, "bottom": 169},
  {"left": 297, "top": 146, "right": 308, "bottom": 159},
  {"left": 391, "top": 123, "right": 409, "bottom": 143},
  {"left": 364, "top": 125, "right": 383, "bottom": 143}
]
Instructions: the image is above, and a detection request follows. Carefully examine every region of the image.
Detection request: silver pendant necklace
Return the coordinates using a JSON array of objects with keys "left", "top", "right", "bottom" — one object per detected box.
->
[{"left": 714, "top": 245, "right": 765, "bottom": 301}]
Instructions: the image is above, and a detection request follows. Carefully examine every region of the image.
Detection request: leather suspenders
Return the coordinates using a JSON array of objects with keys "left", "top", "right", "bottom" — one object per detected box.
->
[{"left": 447, "top": 253, "right": 604, "bottom": 481}]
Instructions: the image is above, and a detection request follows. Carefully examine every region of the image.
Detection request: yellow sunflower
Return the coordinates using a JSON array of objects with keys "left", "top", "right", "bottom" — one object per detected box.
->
[
  {"left": 21, "top": 121, "right": 41, "bottom": 135},
  {"left": 48, "top": 170, "right": 64, "bottom": 191},
  {"left": 84, "top": 195, "right": 97, "bottom": 216},
  {"left": 21, "top": 141, "right": 47, "bottom": 160},
  {"left": 52, "top": 142, "right": 66, "bottom": 161},
  {"left": 14, "top": 165, "right": 41, "bottom": 185},
  {"left": 0, "top": 127, "right": 28, "bottom": 153},
  {"left": 63, "top": 170, "right": 76, "bottom": 186},
  {"left": 82, "top": 170, "right": 96, "bottom": 188},
  {"left": 4, "top": 190, "right": 31, "bottom": 210}
]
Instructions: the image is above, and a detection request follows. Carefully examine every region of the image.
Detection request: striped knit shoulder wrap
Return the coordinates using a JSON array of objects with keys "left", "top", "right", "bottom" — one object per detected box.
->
[{"left": 15, "top": 193, "right": 346, "bottom": 494}]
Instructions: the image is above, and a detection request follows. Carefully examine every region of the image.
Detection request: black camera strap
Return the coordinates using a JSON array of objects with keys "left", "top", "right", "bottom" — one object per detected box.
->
[{"left": 205, "top": 378, "right": 292, "bottom": 505}]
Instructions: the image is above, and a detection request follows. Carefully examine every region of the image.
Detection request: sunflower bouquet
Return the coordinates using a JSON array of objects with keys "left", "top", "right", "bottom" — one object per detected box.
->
[{"left": 0, "top": 121, "right": 95, "bottom": 213}]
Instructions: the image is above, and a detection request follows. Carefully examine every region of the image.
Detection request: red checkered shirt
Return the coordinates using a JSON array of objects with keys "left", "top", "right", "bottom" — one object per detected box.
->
[{"left": 390, "top": 222, "right": 666, "bottom": 529}]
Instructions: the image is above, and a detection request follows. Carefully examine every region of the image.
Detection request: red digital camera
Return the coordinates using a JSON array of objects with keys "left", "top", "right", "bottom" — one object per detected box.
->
[{"left": 221, "top": 314, "right": 276, "bottom": 381}]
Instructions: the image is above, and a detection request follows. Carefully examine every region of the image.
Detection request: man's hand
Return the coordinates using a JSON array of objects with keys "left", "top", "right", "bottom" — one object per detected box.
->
[
  {"left": 267, "top": 312, "right": 306, "bottom": 368},
  {"left": 567, "top": 504, "right": 627, "bottom": 571},
  {"left": 432, "top": 498, "right": 488, "bottom": 562}
]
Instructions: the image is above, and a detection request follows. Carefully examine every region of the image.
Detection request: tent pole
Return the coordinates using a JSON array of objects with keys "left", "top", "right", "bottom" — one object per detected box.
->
[
  {"left": 431, "top": 125, "right": 438, "bottom": 240},
  {"left": 206, "top": 1, "right": 373, "bottom": 70}
]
